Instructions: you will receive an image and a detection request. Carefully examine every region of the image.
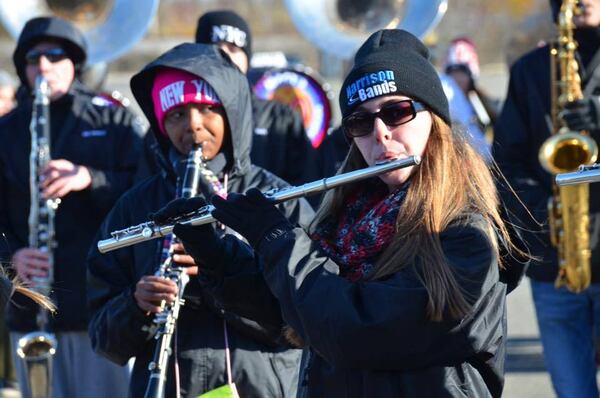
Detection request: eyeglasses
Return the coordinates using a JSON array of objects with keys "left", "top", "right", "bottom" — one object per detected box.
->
[
  {"left": 25, "top": 48, "right": 68, "bottom": 65},
  {"left": 342, "top": 100, "right": 427, "bottom": 138}
]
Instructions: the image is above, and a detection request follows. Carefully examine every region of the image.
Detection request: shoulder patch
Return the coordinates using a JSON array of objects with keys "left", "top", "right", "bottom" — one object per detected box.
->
[{"left": 91, "top": 95, "right": 115, "bottom": 107}]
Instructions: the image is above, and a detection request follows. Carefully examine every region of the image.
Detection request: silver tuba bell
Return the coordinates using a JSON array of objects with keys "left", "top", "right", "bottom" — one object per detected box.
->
[
  {"left": 0, "top": 0, "right": 159, "bottom": 65},
  {"left": 283, "top": 0, "right": 448, "bottom": 59}
]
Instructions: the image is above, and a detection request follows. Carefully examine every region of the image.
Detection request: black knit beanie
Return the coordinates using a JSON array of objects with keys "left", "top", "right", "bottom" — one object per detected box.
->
[
  {"left": 340, "top": 29, "right": 450, "bottom": 125},
  {"left": 195, "top": 10, "right": 252, "bottom": 61}
]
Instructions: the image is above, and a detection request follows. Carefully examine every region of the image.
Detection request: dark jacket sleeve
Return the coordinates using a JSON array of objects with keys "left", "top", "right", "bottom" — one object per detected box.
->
[
  {"left": 0, "top": 113, "right": 25, "bottom": 259},
  {"left": 202, "top": 235, "right": 286, "bottom": 334},
  {"left": 201, "top": 187, "right": 315, "bottom": 346},
  {"left": 85, "top": 106, "right": 146, "bottom": 214},
  {"left": 87, "top": 193, "right": 155, "bottom": 365},
  {"left": 256, "top": 217, "right": 500, "bottom": 370},
  {"left": 0, "top": 165, "right": 20, "bottom": 261},
  {"left": 251, "top": 99, "right": 318, "bottom": 186},
  {"left": 492, "top": 57, "right": 548, "bottom": 238}
]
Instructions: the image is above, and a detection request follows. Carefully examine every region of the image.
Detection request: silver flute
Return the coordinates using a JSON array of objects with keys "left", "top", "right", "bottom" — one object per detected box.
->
[
  {"left": 98, "top": 155, "right": 421, "bottom": 253},
  {"left": 556, "top": 164, "right": 600, "bottom": 186}
]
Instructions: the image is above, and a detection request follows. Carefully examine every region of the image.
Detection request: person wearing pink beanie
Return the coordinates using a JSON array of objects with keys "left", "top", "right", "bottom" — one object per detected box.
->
[{"left": 87, "top": 43, "right": 314, "bottom": 397}]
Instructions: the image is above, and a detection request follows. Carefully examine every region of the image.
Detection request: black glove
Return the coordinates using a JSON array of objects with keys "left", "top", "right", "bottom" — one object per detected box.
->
[
  {"left": 562, "top": 97, "right": 600, "bottom": 132},
  {"left": 211, "top": 188, "right": 293, "bottom": 248},
  {"left": 151, "top": 196, "right": 207, "bottom": 224},
  {"left": 153, "top": 197, "right": 256, "bottom": 286},
  {"left": 152, "top": 197, "right": 224, "bottom": 282}
]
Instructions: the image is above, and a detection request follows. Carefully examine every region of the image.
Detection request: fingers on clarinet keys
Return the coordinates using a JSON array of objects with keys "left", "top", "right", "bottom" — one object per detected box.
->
[
  {"left": 151, "top": 196, "right": 207, "bottom": 224},
  {"left": 134, "top": 275, "right": 178, "bottom": 314},
  {"left": 13, "top": 248, "right": 50, "bottom": 281},
  {"left": 170, "top": 243, "right": 197, "bottom": 268},
  {"left": 211, "top": 188, "right": 292, "bottom": 248},
  {"left": 562, "top": 97, "right": 600, "bottom": 132}
]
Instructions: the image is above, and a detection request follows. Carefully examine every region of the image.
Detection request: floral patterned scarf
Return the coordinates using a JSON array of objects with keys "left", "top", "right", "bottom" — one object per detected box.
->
[{"left": 311, "top": 181, "right": 407, "bottom": 282}]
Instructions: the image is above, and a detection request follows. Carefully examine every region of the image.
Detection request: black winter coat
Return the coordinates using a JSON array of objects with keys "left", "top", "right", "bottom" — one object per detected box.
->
[
  {"left": 87, "top": 44, "right": 315, "bottom": 398},
  {"left": 493, "top": 29, "right": 600, "bottom": 283},
  {"left": 250, "top": 95, "right": 318, "bottom": 185},
  {"left": 0, "top": 82, "right": 145, "bottom": 332},
  {"left": 249, "top": 214, "right": 507, "bottom": 397}
]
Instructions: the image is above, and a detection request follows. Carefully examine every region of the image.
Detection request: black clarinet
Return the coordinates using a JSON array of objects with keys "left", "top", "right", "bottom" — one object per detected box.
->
[
  {"left": 145, "top": 144, "right": 205, "bottom": 398},
  {"left": 17, "top": 75, "right": 58, "bottom": 398}
]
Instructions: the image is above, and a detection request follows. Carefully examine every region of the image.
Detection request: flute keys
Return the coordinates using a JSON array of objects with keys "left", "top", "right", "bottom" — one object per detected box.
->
[{"left": 142, "top": 226, "right": 153, "bottom": 238}]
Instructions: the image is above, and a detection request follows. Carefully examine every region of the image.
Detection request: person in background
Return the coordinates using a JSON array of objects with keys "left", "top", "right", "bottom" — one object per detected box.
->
[
  {"left": 0, "top": 16, "right": 144, "bottom": 398},
  {"left": 87, "top": 42, "right": 314, "bottom": 397},
  {"left": 493, "top": 1, "right": 600, "bottom": 396},
  {"left": 195, "top": 9, "right": 317, "bottom": 186},
  {"left": 442, "top": 37, "right": 501, "bottom": 161}
]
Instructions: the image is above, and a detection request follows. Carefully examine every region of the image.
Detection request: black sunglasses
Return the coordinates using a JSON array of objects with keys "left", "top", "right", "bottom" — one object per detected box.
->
[
  {"left": 25, "top": 47, "right": 68, "bottom": 65},
  {"left": 342, "top": 100, "right": 427, "bottom": 138}
]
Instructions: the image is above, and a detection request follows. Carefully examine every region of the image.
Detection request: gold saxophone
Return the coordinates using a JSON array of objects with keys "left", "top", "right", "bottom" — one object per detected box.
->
[{"left": 539, "top": 0, "right": 599, "bottom": 293}]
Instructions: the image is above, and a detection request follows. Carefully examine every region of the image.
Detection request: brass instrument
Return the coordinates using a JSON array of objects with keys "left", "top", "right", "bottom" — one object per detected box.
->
[
  {"left": 538, "top": 0, "right": 599, "bottom": 292},
  {"left": 17, "top": 75, "right": 58, "bottom": 398},
  {"left": 0, "top": 0, "right": 159, "bottom": 65},
  {"left": 97, "top": 156, "right": 421, "bottom": 253},
  {"left": 283, "top": 0, "right": 448, "bottom": 59}
]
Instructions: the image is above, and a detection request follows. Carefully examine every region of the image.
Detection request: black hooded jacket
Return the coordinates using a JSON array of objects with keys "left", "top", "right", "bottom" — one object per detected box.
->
[
  {"left": 86, "top": 44, "right": 314, "bottom": 397},
  {"left": 236, "top": 212, "right": 507, "bottom": 397},
  {"left": 250, "top": 93, "right": 317, "bottom": 186},
  {"left": 0, "top": 80, "right": 145, "bottom": 332},
  {"left": 493, "top": 28, "right": 600, "bottom": 282},
  {"left": 135, "top": 87, "right": 318, "bottom": 187}
]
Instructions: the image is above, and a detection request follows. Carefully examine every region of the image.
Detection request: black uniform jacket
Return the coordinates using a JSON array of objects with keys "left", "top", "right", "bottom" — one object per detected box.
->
[
  {"left": 244, "top": 213, "right": 507, "bottom": 397},
  {"left": 493, "top": 30, "right": 600, "bottom": 282},
  {"left": 87, "top": 44, "right": 314, "bottom": 398},
  {"left": 250, "top": 94, "right": 318, "bottom": 185},
  {"left": 0, "top": 81, "right": 144, "bottom": 332}
]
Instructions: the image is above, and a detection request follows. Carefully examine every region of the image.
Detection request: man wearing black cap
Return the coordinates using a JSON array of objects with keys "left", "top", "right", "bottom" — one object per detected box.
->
[
  {"left": 194, "top": 9, "right": 317, "bottom": 187},
  {"left": 0, "top": 16, "right": 144, "bottom": 397},
  {"left": 494, "top": 1, "right": 600, "bottom": 397}
]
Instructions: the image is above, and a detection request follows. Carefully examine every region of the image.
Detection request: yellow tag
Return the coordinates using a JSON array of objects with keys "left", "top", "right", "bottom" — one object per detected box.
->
[{"left": 198, "top": 383, "right": 240, "bottom": 398}]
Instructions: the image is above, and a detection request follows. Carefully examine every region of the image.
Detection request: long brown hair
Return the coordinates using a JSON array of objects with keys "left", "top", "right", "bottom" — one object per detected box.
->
[
  {"left": 0, "top": 267, "right": 55, "bottom": 312},
  {"left": 311, "top": 115, "right": 513, "bottom": 321}
]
